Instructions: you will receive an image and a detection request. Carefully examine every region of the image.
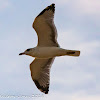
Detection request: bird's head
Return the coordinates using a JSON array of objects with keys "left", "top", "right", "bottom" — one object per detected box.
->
[{"left": 19, "top": 48, "right": 34, "bottom": 56}]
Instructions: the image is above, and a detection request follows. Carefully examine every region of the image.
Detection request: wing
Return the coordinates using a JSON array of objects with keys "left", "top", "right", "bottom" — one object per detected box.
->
[
  {"left": 32, "top": 4, "right": 59, "bottom": 47},
  {"left": 30, "top": 58, "right": 55, "bottom": 94}
]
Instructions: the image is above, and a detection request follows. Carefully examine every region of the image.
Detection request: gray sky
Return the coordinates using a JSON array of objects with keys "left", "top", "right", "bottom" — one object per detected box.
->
[{"left": 0, "top": 0, "right": 100, "bottom": 100}]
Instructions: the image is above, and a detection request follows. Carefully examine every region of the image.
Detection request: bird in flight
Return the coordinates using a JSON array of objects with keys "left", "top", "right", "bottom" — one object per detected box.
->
[{"left": 19, "top": 3, "right": 80, "bottom": 94}]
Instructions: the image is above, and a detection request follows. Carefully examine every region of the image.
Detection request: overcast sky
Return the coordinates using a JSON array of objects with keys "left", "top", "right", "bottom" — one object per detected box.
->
[{"left": 0, "top": 0, "right": 100, "bottom": 100}]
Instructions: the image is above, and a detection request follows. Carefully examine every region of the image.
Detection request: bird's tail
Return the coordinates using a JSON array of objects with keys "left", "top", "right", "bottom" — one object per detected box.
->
[{"left": 65, "top": 50, "right": 80, "bottom": 57}]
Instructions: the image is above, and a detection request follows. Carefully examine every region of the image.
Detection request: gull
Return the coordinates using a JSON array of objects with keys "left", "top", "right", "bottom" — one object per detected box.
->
[{"left": 19, "top": 3, "right": 80, "bottom": 94}]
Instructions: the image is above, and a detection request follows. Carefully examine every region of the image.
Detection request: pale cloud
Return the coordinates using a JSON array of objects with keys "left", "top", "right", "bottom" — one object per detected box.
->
[
  {"left": 78, "top": 41, "right": 100, "bottom": 56},
  {"left": 0, "top": 0, "right": 11, "bottom": 11},
  {"left": 51, "top": 69, "right": 95, "bottom": 86},
  {"left": 43, "top": 92, "right": 100, "bottom": 100},
  {"left": 72, "top": 0, "right": 100, "bottom": 15},
  {"left": 51, "top": 0, "right": 100, "bottom": 15},
  {"left": 57, "top": 30, "right": 82, "bottom": 49},
  {"left": 51, "top": 0, "right": 69, "bottom": 5}
]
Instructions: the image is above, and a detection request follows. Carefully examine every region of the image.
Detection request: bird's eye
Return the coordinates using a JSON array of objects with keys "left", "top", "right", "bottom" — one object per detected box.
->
[{"left": 26, "top": 49, "right": 31, "bottom": 51}]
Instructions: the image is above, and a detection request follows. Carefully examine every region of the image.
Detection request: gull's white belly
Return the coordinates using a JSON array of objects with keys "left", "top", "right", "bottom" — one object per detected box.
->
[{"left": 32, "top": 47, "right": 66, "bottom": 58}]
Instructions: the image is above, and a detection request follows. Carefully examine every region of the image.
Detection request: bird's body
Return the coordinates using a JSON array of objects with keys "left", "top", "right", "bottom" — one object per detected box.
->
[
  {"left": 19, "top": 3, "right": 80, "bottom": 94},
  {"left": 24, "top": 47, "right": 80, "bottom": 59}
]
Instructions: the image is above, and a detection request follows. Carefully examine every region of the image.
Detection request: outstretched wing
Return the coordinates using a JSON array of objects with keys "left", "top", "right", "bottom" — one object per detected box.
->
[
  {"left": 30, "top": 58, "right": 55, "bottom": 94},
  {"left": 32, "top": 4, "right": 59, "bottom": 47}
]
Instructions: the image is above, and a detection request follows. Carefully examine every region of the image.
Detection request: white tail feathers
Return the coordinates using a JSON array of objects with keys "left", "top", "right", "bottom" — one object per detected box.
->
[{"left": 66, "top": 50, "right": 80, "bottom": 57}]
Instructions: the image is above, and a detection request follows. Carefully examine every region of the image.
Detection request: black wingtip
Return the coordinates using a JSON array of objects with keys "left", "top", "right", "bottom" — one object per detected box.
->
[
  {"left": 37, "top": 4, "right": 55, "bottom": 17},
  {"left": 34, "top": 80, "right": 49, "bottom": 94},
  {"left": 50, "top": 3, "right": 55, "bottom": 7},
  {"left": 49, "top": 3, "right": 55, "bottom": 12}
]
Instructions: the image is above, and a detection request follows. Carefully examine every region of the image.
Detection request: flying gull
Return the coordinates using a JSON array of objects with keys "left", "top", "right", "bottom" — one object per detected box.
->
[{"left": 19, "top": 3, "right": 80, "bottom": 94}]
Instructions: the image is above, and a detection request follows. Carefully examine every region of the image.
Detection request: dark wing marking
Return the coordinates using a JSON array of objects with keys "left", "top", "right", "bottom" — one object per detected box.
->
[
  {"left": 38, "top": 4, "right": 55, "bottom": 17},
  {"left": 30, "top": 58, "right": 55, "bottom": 94}
]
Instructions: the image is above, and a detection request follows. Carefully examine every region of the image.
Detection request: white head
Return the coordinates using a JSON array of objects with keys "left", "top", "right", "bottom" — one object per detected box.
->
[{"left": 19, "top": 48, "right": 34, "bottom": 56}]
